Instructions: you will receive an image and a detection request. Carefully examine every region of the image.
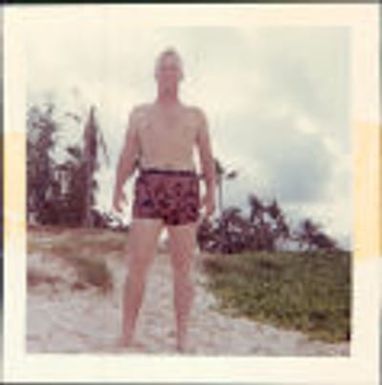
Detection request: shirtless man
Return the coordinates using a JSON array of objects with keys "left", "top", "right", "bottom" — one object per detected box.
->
[{"left": 112, "top": 48, "right": 216, "bottom": 352}]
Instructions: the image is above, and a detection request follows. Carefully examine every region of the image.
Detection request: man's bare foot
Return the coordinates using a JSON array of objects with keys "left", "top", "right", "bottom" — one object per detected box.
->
[
  {"left": 176, "top": 338, "right": 195, "bottom": 354},
  {"left": 116, "top": 336, "right": 146, "bottom": 352},
  {"left": 116, "top": 336, "right": 130, "bottom": 348},
  {"left": 176, "top": 343, "right": 196, "bottom": 354}
]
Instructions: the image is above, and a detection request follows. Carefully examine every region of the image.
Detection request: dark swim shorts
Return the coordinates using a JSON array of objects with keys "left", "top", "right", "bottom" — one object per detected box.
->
[{"left": 132, "top": 167, "right": 201, "bottom": 225}]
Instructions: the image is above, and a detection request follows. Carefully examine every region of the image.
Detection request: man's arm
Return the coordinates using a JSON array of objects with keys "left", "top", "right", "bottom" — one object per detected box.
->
[
  {"left": 113, "top": 108, "right": 140, "bottom": 200},
  {"left": 195, "top": 109, "right": 216, "bottom": 198}
]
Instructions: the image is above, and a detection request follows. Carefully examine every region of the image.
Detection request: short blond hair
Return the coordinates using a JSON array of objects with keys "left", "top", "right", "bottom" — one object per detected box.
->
[{"left": 154, "top": 47, "right": 184, "bottom": 79}]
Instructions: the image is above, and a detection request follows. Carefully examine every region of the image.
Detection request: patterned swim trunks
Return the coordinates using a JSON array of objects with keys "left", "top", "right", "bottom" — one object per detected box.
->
[{"left": 132, "top": 168, "right": 201, "bottom": 225}]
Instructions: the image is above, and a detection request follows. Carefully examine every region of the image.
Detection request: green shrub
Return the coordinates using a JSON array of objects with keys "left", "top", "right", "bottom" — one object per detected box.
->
[{"left": 202, "top": 250, "right": 351, "bottom": 343}]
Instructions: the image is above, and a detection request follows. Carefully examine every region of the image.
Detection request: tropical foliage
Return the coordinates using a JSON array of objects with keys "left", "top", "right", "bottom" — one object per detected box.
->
[
  {"left": 27, "top": 99, "right": 115, "bottom": 228},
  {"left": 196, "top": 159, "right": 341, "bottom": 253}
]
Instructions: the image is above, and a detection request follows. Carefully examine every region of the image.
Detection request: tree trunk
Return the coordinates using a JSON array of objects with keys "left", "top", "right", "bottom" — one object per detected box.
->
[
  {"left": 83, "top": 159, "right": 93, "bottom": 227},
  {"left": 218, "top": 174, "right": 223, "bottom": 216}
]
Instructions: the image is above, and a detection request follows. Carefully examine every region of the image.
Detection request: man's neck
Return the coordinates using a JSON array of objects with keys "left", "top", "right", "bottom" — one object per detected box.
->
[{"left": 156, "top": 88, "right": 179, "bottom": 106}]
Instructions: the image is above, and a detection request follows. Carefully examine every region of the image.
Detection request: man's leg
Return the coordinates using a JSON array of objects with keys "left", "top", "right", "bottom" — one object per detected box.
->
[
  {"left": 167, "top": 222, "right": 198, "bottom": 352},
  {"left": 121, "top": 218, "right": 163, "bottom": 346}
]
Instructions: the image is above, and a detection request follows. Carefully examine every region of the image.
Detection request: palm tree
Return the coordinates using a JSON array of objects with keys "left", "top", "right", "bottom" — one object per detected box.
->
[
  {"left": 296, "top": 218, "right": 321, "bottom": 251},
  {"left": 26, "top": 102, "right": 58, "bottom": 224},
  {"left": 220, "top": 206, "right": 249, "bottom": 254},
  {"left": 213, "top": 157, "right": 238, "bottom": 216},
  {"left": 60, "top": 145, "right": 87, "bottom": 226},
  {"left": 82, "top": 105, "right": 109, "bottom": 227},
  {"left": 266, "top": 198, "right": 291, "bottom": 249},
  {"left": 247, "top": 194, "right": 290, "bottom": 251},
  {"left": 296, "top": 218, "right": 338, "bottom": 251},
  {"left": 214, "top": 158, "right": 224, "bottom": 216},
  {"left": 213, "top": 158, "right": 239, "bottom": 252},
  {"left": 248, "top": 192, "right": 265, "bottom": 225}
]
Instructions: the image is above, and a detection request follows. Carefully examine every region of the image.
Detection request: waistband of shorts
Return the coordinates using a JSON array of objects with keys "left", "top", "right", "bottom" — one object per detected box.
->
[{"left": 139, "top": 167, "right": 198, "bottom": 177}]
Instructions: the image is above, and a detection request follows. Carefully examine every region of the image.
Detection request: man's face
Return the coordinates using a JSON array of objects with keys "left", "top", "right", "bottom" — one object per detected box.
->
[{"left": 156, "top": 53, "right": 183, "bottom": 89}]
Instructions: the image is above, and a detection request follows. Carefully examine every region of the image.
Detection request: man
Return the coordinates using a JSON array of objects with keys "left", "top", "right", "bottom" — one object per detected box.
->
[{"left": 112, "top": 47, "right": 216, "bottom": 353}]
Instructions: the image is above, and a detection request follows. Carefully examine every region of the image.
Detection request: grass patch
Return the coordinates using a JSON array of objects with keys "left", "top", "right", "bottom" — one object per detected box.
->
[
  {"left": 28, "top": 269, "right": 65, "bottom": 288},
  {"left": 28, "top": 226, "right": 129, "bottom": 258},
  {"left": 69, "top": 256, "right": 113, "bottom": 294},
  {"left": 202, "top": 250, "right": 351, "bottom": 343},
  {"left": 27, "top": 226, "right": 130, "bottom": 294}
]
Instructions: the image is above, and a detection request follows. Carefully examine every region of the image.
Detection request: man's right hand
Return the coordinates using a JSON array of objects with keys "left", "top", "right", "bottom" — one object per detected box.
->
[
  {"left": 200, "top": 192, "right": 216, "bottom": 218},
  {"left": 113, "top": 190, "right": 128, "bottom": 213}
]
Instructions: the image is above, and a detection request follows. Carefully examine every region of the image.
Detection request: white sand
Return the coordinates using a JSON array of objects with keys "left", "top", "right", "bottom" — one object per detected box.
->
[{"left": 27, "top": 251, "right": 350, "bottom": 355}]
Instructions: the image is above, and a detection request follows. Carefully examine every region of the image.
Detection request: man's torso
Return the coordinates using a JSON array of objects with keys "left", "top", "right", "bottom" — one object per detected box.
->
[{"left": 133, "top": 102, "right": 202, "bottom": 171}]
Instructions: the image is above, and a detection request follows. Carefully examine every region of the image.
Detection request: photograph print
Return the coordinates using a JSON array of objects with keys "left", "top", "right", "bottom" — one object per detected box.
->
[{"left": 25, "top": 11, "right": 351, "bottom": 356}]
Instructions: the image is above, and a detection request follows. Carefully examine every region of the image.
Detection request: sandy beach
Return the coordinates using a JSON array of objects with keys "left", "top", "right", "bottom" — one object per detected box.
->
[{"left": 27, "top": 245, "right": 350, "bottom": 356}]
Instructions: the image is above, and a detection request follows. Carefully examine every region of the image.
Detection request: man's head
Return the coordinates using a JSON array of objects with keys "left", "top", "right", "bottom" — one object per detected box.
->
[{"left": 154, "top": 48, "right": 184, "bottom": 90}]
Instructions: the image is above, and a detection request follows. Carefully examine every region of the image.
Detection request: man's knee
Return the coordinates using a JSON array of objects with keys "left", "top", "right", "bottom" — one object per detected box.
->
[
  {"left": 127, "top": 254, "right": 152, "bottom": 282},
  {"left": 173, "top": 268, "right": 194, "bottom": 291}
]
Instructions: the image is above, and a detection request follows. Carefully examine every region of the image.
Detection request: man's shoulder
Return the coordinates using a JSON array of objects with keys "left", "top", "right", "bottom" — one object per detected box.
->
[
  {"left": 185, "top": 105, "right": 206, "bottom": 118},
  {"left": 130, "top": 103, "right": 153, "bottom": 118},
  {"left": 184, "top": 105, "right": 207, "bottom": 128}
]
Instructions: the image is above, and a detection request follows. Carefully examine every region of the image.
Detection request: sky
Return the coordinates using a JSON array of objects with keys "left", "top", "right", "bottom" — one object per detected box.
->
[{"left": 24, "top": 10, "right": 351, "bottom": 248}]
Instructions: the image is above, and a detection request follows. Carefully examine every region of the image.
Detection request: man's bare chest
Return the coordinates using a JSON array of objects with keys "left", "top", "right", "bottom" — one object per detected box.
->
[
  {"left": 139, "top": 108, "right": 197, "bottom": 141},
  {"left": 150, "top": 109, "right": 187, "bottom": 131}
]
